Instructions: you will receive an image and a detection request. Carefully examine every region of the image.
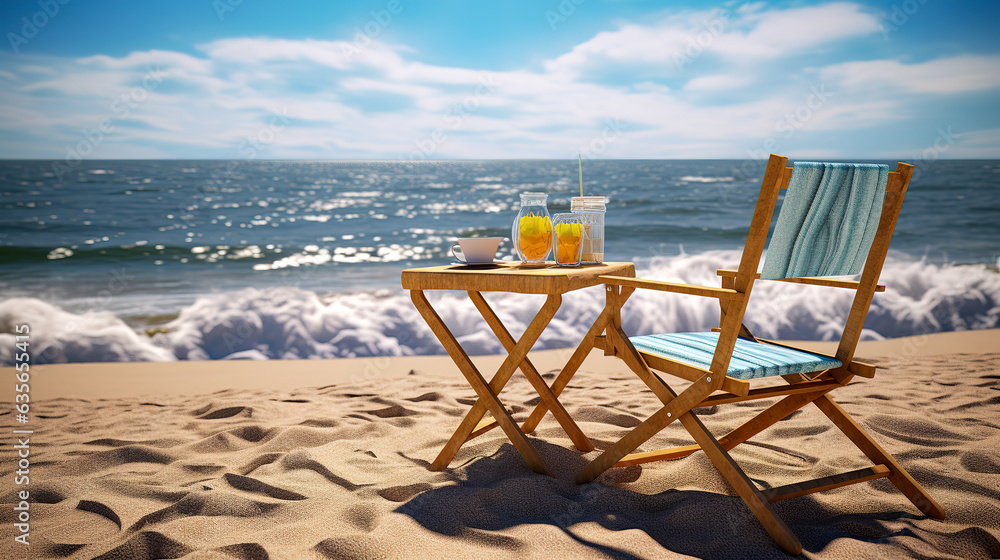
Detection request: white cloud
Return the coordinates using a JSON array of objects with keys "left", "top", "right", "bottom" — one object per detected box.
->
[
  {"left": 714, "top": 2, "right": 880, "bottom": 58},
  {"left": 0, "top": 2, "right": 997, "bottom": 160},
  {"left": 821, "top": 55, "right": 1000, "bottom": 94},
  {"left": 683, "top": 74, "right": 751, "bottom": 91},
  {"left": 545, "top": 2, "right": 880, "bottom": 77},
  {"left": 200, "top": 38, "right": 357, "bottom": 70},
  {"left": 338, "top": 77, "right": 439, "bottom": 99},
  {"left": 81, "top": 49, "right": 213, "bottom": 75}
]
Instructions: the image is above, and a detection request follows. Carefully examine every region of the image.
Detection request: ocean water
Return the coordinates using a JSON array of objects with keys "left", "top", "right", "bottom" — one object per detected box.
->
[{"left": 1, "top": 159, "right": 998, "bottom": 364}]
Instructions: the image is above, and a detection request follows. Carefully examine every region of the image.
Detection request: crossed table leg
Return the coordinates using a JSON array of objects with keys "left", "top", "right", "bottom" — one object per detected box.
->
[{"left": 409, "top": 289, "right": 598, "bottom": 475}]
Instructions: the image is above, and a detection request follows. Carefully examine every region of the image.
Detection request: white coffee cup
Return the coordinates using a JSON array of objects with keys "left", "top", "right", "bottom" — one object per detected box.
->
[{"left": 451, "top": 237, "right": 503, "bottom": 264}]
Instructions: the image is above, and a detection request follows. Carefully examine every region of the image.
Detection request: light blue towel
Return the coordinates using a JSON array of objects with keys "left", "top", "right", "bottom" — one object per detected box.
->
[{"left": 761, "top": 162, "right": 888, "bottom": 280}]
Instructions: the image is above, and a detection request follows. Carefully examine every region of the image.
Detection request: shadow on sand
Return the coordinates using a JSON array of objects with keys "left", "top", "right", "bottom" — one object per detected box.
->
[{"left": 393, "top": 439, "right": 944, "bottom": 559}]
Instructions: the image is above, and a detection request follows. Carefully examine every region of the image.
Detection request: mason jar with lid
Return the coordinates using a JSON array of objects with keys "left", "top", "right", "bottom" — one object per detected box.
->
[{"left": 570, "top": 196, "right": 608, "bottom": 263}]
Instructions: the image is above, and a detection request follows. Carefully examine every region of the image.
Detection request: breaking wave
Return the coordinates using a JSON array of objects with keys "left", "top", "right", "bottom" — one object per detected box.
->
[{"left": 2, "top": 251, "right": 998, "bottom": 364}]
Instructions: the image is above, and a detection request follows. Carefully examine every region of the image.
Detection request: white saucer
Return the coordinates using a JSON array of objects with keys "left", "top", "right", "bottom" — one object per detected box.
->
[{"left": 451, "top": 260, "right": 500, "bottom": 266}]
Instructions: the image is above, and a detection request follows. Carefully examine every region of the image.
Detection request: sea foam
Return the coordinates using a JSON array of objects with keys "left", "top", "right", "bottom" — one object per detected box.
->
[
  {"left": 1, "top": 252, "right": 998, "bottom": 364},
  {"left": 0, "top": 298, "right": 176, "bottom": 364}
]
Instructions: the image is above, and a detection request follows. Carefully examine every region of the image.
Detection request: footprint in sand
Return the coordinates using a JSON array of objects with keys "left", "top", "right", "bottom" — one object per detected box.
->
[
  {"left": 25, "top": 486, "right": 66, "bottom": 504},
  {"left": 181, "top": 463, "right": 227, "bottom": 474}
]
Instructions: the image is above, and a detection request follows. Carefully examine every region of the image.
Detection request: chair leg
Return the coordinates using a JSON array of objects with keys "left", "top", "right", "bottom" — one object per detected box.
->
[
  {"left": 718, "top": 389, "right": 834, "bottom": 449},
  {"left": 638, "top": 388, "right": 837, "bottom": 464},
  {"left": 680, "top": 411, "right": 804, "bottom": 555},
  {"left": 575, "top": 375, "right": 713, "bottom": 483},
  {"left": 813, "top": 395, "right": 946, "bottom": 520},
  {"left": 586, "top": 300, "right": 803, "bottom": 553},
  {"left": 576, "top": 324, "right": 715, "bottom": 483}
]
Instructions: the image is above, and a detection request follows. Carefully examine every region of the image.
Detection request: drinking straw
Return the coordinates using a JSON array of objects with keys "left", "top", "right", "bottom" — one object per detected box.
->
[{"left": 578, "top": 154, "right": 583, "bottom": 197}]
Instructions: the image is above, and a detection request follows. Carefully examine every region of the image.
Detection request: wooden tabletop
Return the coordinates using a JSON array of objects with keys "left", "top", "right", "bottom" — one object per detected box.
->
[{"left": 401, "top": 261, "right": 636, "bottom": 294}]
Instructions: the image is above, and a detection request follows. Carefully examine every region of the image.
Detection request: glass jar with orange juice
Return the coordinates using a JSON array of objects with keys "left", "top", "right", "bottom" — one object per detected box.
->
[
  {"left": 552, "top": 213, "right": 584, "bottom": 266},
  {"left": 512, "top": 192, "right": 552, "bottom": 264}
]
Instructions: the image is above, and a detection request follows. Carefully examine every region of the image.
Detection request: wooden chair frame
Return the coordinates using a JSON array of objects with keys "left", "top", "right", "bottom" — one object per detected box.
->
[{"left": 572, "top": 154, "right": 944, "bottom": 555}]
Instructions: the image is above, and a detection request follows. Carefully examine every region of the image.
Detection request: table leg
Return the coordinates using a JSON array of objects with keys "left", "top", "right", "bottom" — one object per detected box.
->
[
  {"left": 411, "top": 290, "right": 555, "bottom": 475},
  {"left": 468, "top": 291, "right": 594, "bottom": 452},
  {"left": 519, "top": 306, "right": 611, "bottom": 435},
  {"left": 522, "top": 286, "right": 635, "bottom": 433}
]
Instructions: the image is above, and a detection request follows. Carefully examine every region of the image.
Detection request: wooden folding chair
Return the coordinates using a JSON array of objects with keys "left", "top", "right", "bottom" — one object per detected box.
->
[{"left": 575, "top": 154, "right": 945, "bottom": 555}]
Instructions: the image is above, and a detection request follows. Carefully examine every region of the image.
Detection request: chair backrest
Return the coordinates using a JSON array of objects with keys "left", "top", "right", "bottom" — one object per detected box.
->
[
  {"left": 761, "top": 162, "right": 889, "bottom": 280},
  {"left": 711, "top": 154, "right": 912, "bottom": 375}
]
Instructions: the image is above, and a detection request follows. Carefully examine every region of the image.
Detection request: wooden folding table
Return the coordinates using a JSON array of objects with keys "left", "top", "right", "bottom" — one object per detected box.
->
[{"left": 401, "top": 261, "right": 636, "bottom": 476}]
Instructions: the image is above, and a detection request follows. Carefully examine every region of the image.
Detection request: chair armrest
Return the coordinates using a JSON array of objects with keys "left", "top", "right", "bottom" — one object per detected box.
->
[
  {"left": 599, "top": 275, "right": 742, "bottom": 300},
  {"left": 716, "top": 269, "right": 885, "bottom": 292}
]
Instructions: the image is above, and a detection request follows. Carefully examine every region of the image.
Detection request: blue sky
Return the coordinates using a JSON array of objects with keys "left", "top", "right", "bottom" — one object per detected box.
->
[{"left": 1, "top": 0, "right": 998, "bottom": 159}]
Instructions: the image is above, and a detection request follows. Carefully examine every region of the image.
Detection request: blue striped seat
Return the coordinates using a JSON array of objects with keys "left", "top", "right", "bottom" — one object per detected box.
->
[{"left": 630, "top": 332, "right": 842, "bottom": 380}]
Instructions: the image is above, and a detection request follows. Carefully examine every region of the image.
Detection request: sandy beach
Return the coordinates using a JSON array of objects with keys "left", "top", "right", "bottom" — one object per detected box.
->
[{"left": 2, "top": 329, "right": 999, "bottom": 559}]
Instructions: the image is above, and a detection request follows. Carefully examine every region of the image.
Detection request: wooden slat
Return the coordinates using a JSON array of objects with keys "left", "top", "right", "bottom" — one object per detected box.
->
[
  {"left": 599, "top": 275, "right": 743, "bottom": 300},
  {"left": 780, "top": 276, "right": 885, "bottom": 292},
  {"left": 761, "top": 465, "right": 891, "bottom": 503},
  {"left": 468, "top": 417, "right": 499, "bottom": 440},
  {"left": 718, "top": 388, "right": 835, "bottom": 446},
  {"left": 615, "top": 444, "right": 701, "bottom": 467},
  {"left": 779, "top": 166, "right": 793, "bottom": 190},
  {"left": 603, "top": 286, "right": 620, "bottom": 357},
  {"left": 716, "top": 269, "right": 885, "bottom": 292},
  {"left": 628, "top": 386, "right": 840, "bottom": 466},
  {"left": 707, "top": 155, "right": 787, "bottom": 388},
  {"left": 847, "top": 362, "right": 876, "bottom": 378},
  {"left": 721, "top": 377, "right": 751, "bottom": 397},
  {"left": 814, "top": 395, "right": 946, "bottom": 520},
  {"left": 698, "top": 379, "right": 842, "bottom": 406}
]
